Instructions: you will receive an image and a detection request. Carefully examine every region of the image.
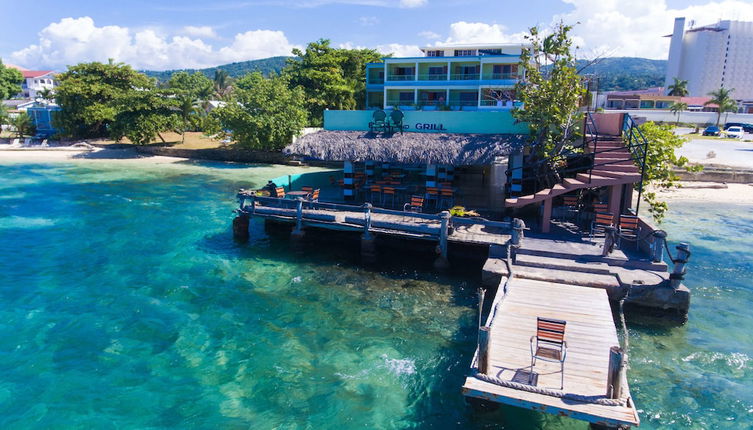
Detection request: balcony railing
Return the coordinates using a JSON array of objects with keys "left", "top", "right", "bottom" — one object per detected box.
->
[
  {"left": 483, "top": 73, "right": 518, "bottom": 80},
  {"left": 367, "top": 77, "right": 385, "bottom": 84},
  {"left": 386, "top": 99, "right": 416, "bottom": 106},
  {"left": 386, "top": 74, "right": 415, "bottom": 81},
  {"left": 450, "top": 73, "right": 480, "bottom": 80},
  {"left": 448, "top": 100, "right": 479, "bottom": 106},
  {"left": 416, "top": 74, "right": 448, "bottom": 81},
  {"left": 480, "top": 100, "right": 521, "bottom": 107}
]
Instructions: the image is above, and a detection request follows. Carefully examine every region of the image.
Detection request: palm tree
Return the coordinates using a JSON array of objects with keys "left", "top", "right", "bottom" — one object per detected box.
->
[
  {"left": 213, "top": 69, "right": 232, "bottom": 100},
  {"left": 705, "top": 87, "right": 736, "bottom": 126},
  {"left": 667, "top": 77, "right": 689, "bottom": 96},
  {"left": 669, "top": 101, "right": 688, "bottom": 125},
  {"left": 36, "top": 88, "right": 54, "bottom": 105},
  {"left": 177, "top": 94, "right": 200, "bottom": 144},
  {"left": 720, "top": 99, "right": 738, "bottom": 126},
  {"left": 9, "top": 113, "right": 35, "bottom": 138}
]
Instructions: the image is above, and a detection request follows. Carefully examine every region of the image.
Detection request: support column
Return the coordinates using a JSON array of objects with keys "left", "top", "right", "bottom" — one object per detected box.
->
[
  {"left": 361, "top": 203, "right": 377, "bottom": 264},
  {"left": 541, "top": 197, "right": 553, "bottom": 233},
  {"left": 291, "top": 198, "right": 305, "bottom": 239},
  {"left": 608, "top": 184, "right": 621, "bottom": 216},
  {"left": 622, "top": 183, "right": 635, "bottom": 213},
  {"left": 425, "top": 163, "right": 437, "bottom": 188},
  {"left": 232, "top": 213, "right": 250, "bottom": 242},
  {"left": 343, "top": 160, "right": 354, "bottom": 201},
  {"left": 434, "top": 211, "right": 451, "bottom": 270}
]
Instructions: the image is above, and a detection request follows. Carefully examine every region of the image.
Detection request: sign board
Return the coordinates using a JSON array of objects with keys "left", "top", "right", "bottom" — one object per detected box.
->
[{"left": 324, "top": 110, "right": 529, "bottom": 134}]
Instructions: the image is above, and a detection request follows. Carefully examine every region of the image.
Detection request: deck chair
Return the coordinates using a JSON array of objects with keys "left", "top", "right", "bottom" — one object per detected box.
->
[
  {"left": 274, "top": 187, "right": 286, "bottom": 198},
  {"left": 425, "top": 187, "right": 440, "bottom": 210},
  {"left": 369, "top": 185, "right": 382, "bottom": 204},
  {"left": 369, "top": 110, "right": 388, "bottom": 133},
  {"left": 618, "top": 214, "right": 640, "bottom": 249},
  {"left": 559, "top": 195, "right": 579, "bottom": 222},
  {"left": 301, "top": 186, "right": 313, "bottom": 194},
  {"left": 590, "top": 212, "right": 614, "bottom": 241},
  {"left": 382, "top": 187, "right": 397, "bottom": 208},
  {"left": 530, "top": 317, "right": 567, "bottom": 389},
  {"left": 592, "top": 203, "right": 609, "bottom": 213},
  {"left": 404, "top": 195, "right": 424, "bottom": 213},
  {"left": 388, "top": 109, "right": 405, "bottom": 134},
  {"left": 439, "top": 188, "right": 454, "bottom": 210}
]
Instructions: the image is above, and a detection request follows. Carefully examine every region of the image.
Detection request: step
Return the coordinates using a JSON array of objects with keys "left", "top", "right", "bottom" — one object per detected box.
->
[
  {"left": 592, "top": 163, "right": 640, "bottom": 173},
  {"left": 593, "top": 158, "right": 635, "bottom": 166},
  {"left": 514, "top": 253, "right": 613, "bottom": 275},
  {"left": 563, "top": 178, "right": 586, "bottom": 187},
  {"left": 591, "top": 170, "right": 642, "bottom": 181},
  {"left": 505, "top": 198, "right": 518, "bottom": 205},
  {"left": 512, "top": 265, "right": 621, "bottom": 289},
  {"left": 576, "top": 173, "right": 618, "bottom": 184}
]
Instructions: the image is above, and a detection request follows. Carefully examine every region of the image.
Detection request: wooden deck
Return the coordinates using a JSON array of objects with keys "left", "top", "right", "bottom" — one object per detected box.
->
[
  {"left": 462, "top": 278, "right": 640, "bottom": 427},
  {"left": 238, "top": 194, "right": 511, "bottom": 247}
]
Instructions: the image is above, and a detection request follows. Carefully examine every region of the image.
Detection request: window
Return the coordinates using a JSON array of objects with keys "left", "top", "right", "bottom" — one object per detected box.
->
[
  {"left": 399, "top": 92, "right": 414, "bottom": 102},
  {"left": 454, "top": 49, "right": 477, "bottom": 56},
  {"left": 428, "top": 66, "right": 446, "bottom": 75},
  {"left": 479, "top": 48, "right": 502, "bottom": 55},
  {"left": 426, "top": 50, "right": 443, "bottom": 57}
]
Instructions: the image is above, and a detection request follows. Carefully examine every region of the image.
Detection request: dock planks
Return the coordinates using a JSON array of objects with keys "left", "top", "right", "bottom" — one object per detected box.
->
[{"left": 462, "top": 278, "right": 640, "bottom": 427}]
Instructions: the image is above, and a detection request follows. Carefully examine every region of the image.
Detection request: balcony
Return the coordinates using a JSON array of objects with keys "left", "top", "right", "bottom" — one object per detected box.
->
[
  {"left": 367, "top": 77, "right": 385, "bottom": 85},
  {"left": 386, "top": 74, "right": 416, "bottom": 82},
  {"left": 417, "top": 74, "right": 448, "bottom": 81},
  {"left": 483, "top": 73, "right": 518, "bottom": 80},
  {"left": 450, "top": 73, "right": 480, "bottom": 81}
]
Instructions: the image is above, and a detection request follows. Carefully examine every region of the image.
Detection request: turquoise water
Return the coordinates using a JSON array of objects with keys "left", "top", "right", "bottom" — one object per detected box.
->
[{"left": 0, "top": 160, "right": 751, "bottom": 429}]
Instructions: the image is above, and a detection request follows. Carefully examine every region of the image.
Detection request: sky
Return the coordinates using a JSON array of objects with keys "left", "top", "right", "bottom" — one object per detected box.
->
[{"left": 1, "top": 0, "right": 752, "bottom": 71}]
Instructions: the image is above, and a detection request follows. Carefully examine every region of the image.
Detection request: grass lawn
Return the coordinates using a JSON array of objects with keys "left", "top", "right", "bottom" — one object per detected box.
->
[{"left": 94, "top": 132, "right": 226, "bottom": 149}]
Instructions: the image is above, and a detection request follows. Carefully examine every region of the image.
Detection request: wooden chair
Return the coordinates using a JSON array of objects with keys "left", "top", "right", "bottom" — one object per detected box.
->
[
  {"left": 590, "top": 212, "right": 614, "bottom": 241},
  {"left": 404, "top": 195, "right": 424, "bottom": 213},
  {"left": 388, "top": 109, "right": 404, "bottom": 134},
  {"left": 618, "top": 214, "right": 640, "bottom": 249},
  {"left": 439, "top": 188, "right": 454, "bottom": 209},
  {"left": 592, "top": 203, "right": 609, "bottom": 213},
  {"left": 559, "top": 195, "right": 579, "bottom": 222},
  {"left": 530, "top": 317, "right": 567, "bottom": 389},
  {"left": 425, "top": 187, "right": 439, "bottom": 210},
  {"left": 274, "top": 187, "right": 286, "bottom": 199},
  {"left": 369, "top": 185, "right": 382, "bottom": 204},
  {"left": 382, "top": 187, "right": 396, "bottom": 208},
  {"left": 369, "top": 109, "right": 387, "bottom": 133}
]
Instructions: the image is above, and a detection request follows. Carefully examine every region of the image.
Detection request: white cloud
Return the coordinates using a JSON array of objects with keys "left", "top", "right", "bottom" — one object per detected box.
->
[
  {"left": 558, "top": 0, "right": 753, "bottom": 59},
  {"left": 375, "top": 43, "right": 422, "bottom": 57},
  {"left": 10, "top": 16, "right": 297, "bottom": 70},
  {"left": 181, "top": 25, "right": 218, "bottom": 39},
  {"left": 418, "top": 30, "right": 441, "bottom": 40},
  {"left": 400, "top": 0, "right": 427, "bottom": 7},
  {"left": 443, "top": 22, "right": 528, "bottom": 45},
  {"left": 358, "top": 16, "right": 380, "bottom": 26}
]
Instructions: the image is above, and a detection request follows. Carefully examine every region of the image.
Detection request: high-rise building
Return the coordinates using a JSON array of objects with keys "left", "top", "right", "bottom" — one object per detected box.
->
[{"left": 665, "top": 17, "right": 753, "bottom": 101}]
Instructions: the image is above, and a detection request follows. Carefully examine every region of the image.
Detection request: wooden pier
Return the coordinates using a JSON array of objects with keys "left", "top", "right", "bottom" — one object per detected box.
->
[
  {"left": 463, "top": 276, "right": 640, "bottom": 428},
  {"left": 236, "top": 193, "right": 514, "bottom": 253}
]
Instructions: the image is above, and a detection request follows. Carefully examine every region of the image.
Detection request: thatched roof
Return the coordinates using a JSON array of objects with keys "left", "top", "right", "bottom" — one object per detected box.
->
[{"left": 285, "top": 130, "right": 526, "bottom": 166}]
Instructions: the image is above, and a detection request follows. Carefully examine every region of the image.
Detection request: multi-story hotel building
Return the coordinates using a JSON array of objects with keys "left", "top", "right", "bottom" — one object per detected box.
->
[
  {"left": 665, "top": 17, "right": 753, "bottom": 101},
  {"left": 365, "top": 43, "right": 525, "bottom": 111}
]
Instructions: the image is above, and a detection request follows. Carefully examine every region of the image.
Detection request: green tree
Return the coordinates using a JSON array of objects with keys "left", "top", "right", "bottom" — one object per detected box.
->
[
  {"left": 168, "top": 71, "right": 213, "bottom": 100},
  {"left": 284, "top": 39, "right": 381, "bottom": 126},
  {"left": 210, "top": 72, "right": 307, "bottom": 150},
  {"left": 9, "top": 113, "right": 35, "bottom": 138},
  {"left": 669, "top": 101, "right": 687, "bottom": 125},
  {"left": 54, "top": 61, "right": 153, "bottom": 138},
  {"left": 0, "top": 103, "right": 9, "bottom": 127},
  {"left": 667, "top": 77, "right": 689, "bottom": 96},
  {"left": 109, "top": 88, "right": 181, "bottom": 145},
  {"left": 705, "top": 87, "right": 736, "bottom": 126},
  {"left": 177, "top": 93, "right": 201, "bottom": 143},
  {"left": 512, "top": 22, "right": 586, "bottom": 158},
  {"left": 0, "top": 60, "right": 24, "bottom": 100},
  {"left": 638, "top": 122, "right": 702, "bottom": 221}
]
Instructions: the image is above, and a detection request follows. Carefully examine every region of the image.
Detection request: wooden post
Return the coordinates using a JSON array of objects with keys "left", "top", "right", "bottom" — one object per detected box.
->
[
  {"left": 608, "top": 184, "right": 621, "bottom": 217},
  {"left": 541, "top": 197, "right": 552, "bottom": 233},
  {"left": 511, "top": 218, "right": 525, "bottom": 247},
  {"left": 606, "top": 346, "right": 626, "bottom": 399},
  {"left": 291, "top": 197, "right": 305, "bottom": 239},
  {"left": 361, "top": 203, "right": 376, "bottom": 263},
  {"left": 434, "top": 211, "right": 450, "bottom": 270},
  {"left": 232, "top": 214, "right": 250, "bottom": 242},
  {"left": 670, "top": 242, "right": 691, "bottom": 289},
  {"left": 362, "top": 203, "right": 373, "bottom": 240},
  {"left": 478, "top": 326, "right": 491, "bottom": 374},
  {"left": 651, "top": 230, "right": 667, "bottom": 263}
]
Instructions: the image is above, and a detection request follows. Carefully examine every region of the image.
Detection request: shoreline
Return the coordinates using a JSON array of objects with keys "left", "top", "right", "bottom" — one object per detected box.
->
[{"left": 3, "top": 147, "right": 753, "bottom": 205}]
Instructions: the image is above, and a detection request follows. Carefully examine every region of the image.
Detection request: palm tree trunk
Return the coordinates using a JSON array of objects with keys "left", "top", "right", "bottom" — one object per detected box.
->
[
  {"left": 157, "top": 132, "right": 166, "bottom": 144},
  {"left": 716, "top": 111, "right": 721, "bottom": 126}
]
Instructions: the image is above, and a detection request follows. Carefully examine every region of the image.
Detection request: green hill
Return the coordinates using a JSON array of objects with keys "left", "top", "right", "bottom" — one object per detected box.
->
[
  {"left": 142, "top": 56, "right": 292, "bottom": 82},
  {"left": 577, "top": 57, "right": 667, "bottom": 91}
]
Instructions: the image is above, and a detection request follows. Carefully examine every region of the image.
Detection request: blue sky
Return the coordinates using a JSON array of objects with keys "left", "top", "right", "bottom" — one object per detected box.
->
[{"left": 2, "top": 0, "right": 751, "bottom": 70}]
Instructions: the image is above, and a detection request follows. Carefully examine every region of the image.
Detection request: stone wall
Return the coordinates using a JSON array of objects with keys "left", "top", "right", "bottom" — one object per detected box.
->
[
  {"left": 135, "top": 146, "right": 291, "bottom": 164},
  {"left": 675, "top": 167, "right": 753, "bottom": 183}
]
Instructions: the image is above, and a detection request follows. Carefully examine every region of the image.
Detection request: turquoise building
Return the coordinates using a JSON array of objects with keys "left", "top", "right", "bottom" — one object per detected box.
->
[{"left": 365, "top": 43, "right": 525, "bottom": 110}]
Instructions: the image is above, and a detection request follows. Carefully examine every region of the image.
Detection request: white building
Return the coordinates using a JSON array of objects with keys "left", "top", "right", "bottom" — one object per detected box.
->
[
  {"left": 665, "top": 18, "right": 753, "bottom": 103},
  {"left": 20, "top": 70, "right": 57, "bottom": 99}
]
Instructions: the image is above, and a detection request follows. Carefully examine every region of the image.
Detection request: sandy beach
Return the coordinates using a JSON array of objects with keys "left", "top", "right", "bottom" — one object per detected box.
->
[
  {"left": 0, "top": 146, "right": 186, "bottom": 164},
  {"left": 650, "top": 181, "right": 753, "bottom": 205}
]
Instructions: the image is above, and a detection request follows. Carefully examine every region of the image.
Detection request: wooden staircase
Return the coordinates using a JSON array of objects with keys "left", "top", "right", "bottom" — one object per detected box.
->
[{"left": 505, "top": 134, "right": 641, "bottom": 207}]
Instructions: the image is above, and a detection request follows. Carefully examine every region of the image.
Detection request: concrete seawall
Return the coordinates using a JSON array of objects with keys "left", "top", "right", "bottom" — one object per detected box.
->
[
  {"left": 675, "top": 167, "right": 753, "bottom": 183},
  {"left": 135, "top": 146, "right": 292, "bottom": 164}
]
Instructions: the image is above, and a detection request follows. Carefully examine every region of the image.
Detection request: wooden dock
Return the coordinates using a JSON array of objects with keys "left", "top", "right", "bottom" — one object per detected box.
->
[
  {"left": 236, "top": 193, "right": 513, "bottom": 248},
  {"left": 463, "top": 278, "right": 640, "bottom": 427}
]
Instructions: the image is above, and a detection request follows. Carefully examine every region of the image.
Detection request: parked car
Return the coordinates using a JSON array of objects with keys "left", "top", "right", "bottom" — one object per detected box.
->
[
  {"left": 724, "top": 126, "right": 745, "bottom": 139},
  {"left": 724, "top": 122, "right": 753, "bottom": 133},
  {"left": 703, "top": 126, "right": 721, "bottom": 136}
]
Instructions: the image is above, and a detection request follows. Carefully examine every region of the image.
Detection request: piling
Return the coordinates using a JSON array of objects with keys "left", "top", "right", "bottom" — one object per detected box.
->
[
  {"left": 232, "top": 214, "right": 250, "bottom": 242},
  {"left": 477, "top": 326, "right": 491, "bottom": 374},
  {"left": 434, "top": 211, "right": 451, "bottom": 270},
  {"left": 606, "top": 346, "right": 626, "bottom": 399},
  {"left": 669, "top": 242, "right": 691, "bottom": 289}
]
